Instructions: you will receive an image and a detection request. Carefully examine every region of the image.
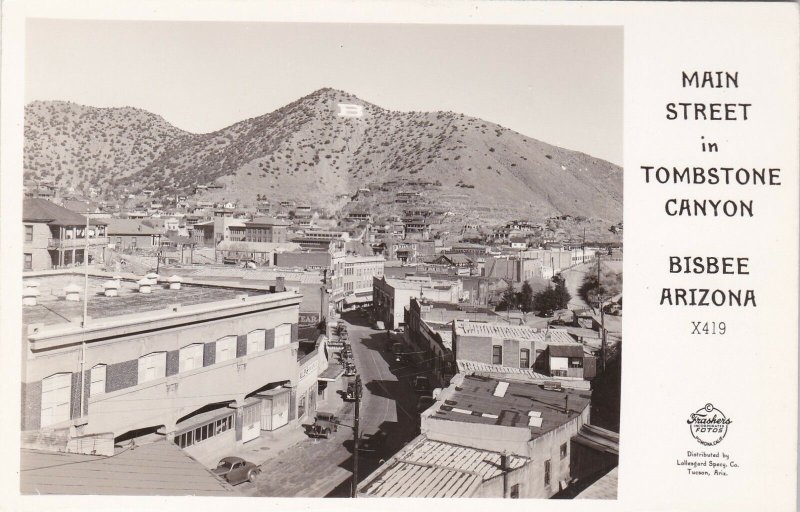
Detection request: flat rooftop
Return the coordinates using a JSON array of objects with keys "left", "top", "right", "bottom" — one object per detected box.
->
[
  {"left": 453, "top": 321, "right": 576, "bottom": 344},
  {"left": 21, "top": 439, "right": 233, "bottom": 496},
  {"left": 430, "top": 374, "right": 591, "bottom": 438},
  {"left": 23, "top": 273, "right": 265, "bottom": 327},
  {"left": 358, "top": 437, "right": 528, "bottom": 498}
]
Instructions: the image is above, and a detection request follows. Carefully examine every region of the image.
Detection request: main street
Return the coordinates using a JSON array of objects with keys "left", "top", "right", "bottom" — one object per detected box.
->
[{"left": 241, "top": 311, "right": 422, "bottom": 497}]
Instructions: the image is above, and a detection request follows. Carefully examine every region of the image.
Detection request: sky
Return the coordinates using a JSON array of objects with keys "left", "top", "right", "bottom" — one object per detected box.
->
[{"left": 26, "top": 20, "right": 622, "bottom": 164}]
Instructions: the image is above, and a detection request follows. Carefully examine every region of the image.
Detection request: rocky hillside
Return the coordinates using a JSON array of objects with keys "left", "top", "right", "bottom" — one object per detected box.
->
[
  {"left": 24, "top": 89, "right": 622, "bottom": 221},
  {"left": 24, "top": 101, "right": 189, "bottom": 189}
]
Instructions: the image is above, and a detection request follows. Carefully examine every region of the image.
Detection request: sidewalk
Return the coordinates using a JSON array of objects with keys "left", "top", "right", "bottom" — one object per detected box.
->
[{"left": 231, "top": 423, "right": 311, "bottom": 467}]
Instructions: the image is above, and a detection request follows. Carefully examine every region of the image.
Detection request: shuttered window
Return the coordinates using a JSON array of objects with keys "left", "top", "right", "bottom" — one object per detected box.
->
[
  {"left": 41, "top": 373, "right": 72, "bottom": 427},
  {"left": 179, "top": 344, "right": 204, "bottom": 372},
  {"left": 247, "top": 329, "right": 266, "bottom": 354},
  {"left": 275, "top": 324, "right": 291, "bottom": 347},
  {"left": 90, "top": 364, "right": 107, "bottom": 396},
  {"left": 138, "top": 352, "right": 167, "bottom": 383},
  {"left": 216, "top": 336, "right": 237, "bottom": 363}
]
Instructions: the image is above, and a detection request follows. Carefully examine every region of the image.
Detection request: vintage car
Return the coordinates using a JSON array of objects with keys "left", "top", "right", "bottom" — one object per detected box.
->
[
  {"left": 413, "top": 376, "right": 432, "bottom": 395},
  {"left": 359, "top": 429, "right": 388, "bottom": 456},
  {"left": 212, "top": 457, "right": 261, "bottom": 485},
  {"left": 309, "top": 411, "right": 339, "bottom": 439},
  {"left": 344, "top": 381, "right": 361, "bottom": 401},
  {"left": 344, "top": 361, "right": 357, "bottom": 377},
  {"left": 417, "top": 395, "right": 436, "bottom": 413}
]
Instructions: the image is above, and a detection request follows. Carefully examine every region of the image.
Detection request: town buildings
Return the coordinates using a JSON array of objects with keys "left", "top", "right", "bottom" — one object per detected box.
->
[
  {"left": 21, "top": 271, "right": 309, "bottom": 464},
  {"left": 23, "top": 198, "right": 109, "bottom": 271},
  {"left": 106, "top": 218, "right": 162, "bottom": 252},
  {"left": 452, "top": 320, "right": 595, "bottom": 379},
  {"left": 372, "top": 275, "right": 463, "bottom": 329},
  {"left": 359, "top": 373, "right": 617, "bottom": 498}
]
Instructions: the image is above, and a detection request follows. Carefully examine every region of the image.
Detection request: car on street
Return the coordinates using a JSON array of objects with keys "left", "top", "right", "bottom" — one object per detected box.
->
[
  {"left": 417, "top": 395, "right": 436, "bottom": 413},
  {"left": 212, "top": 457, "right": 261, "bottom": 485},
  {"left": 344, "top": 361, "right": 357, "bottom": 377},
  {"left": 413, "top": 376, "right": 432, "bottom": 395},
  {"left": 309, "top": 411, "right": 339, "bottom": 439},
  {"left": 359, "top": 429, "right": 388, "bottom": 456}
]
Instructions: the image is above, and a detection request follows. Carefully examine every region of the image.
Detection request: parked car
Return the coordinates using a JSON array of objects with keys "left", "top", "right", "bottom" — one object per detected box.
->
[
  {"left": 359, "top": 429, "right": 388, "bottom": 455},
  {"left": 309, "top": 411, "right": 339, "bottom": 438},
  {"left": 212, "top": 457, "right": 260, "bottom": 485},
  {"left": 344, "top": 361, "right": 357, "bottom": 377},
  {"left": 413, "top": 376, "right": 432, "bottom": 395},
  {"left": 345, "top": 381, "right": 360, "bottom": 401},
  {"left": 417, "top": 395, "right": 436, "bottom": 413}
]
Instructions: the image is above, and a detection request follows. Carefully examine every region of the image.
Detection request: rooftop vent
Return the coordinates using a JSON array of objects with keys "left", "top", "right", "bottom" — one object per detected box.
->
[
  {"left": 493, "top": 381, "right": 509, "bottom": 398},
  {"left": 137, "top": 278, "right": 152, "bottom": 294},
  {"left": 103, "top": 280, "right": 120, "bottom": 297},
  {"left": 23, "top": 281, "right": 40, "bottom": 306},
  {"left": 64, "top": 283, "right": 82, "bottom": 302}
]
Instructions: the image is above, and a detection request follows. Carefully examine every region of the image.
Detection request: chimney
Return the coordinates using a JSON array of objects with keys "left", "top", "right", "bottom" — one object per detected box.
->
[{"left": 275, "top": 276, "right": 286, "bottom": 293}]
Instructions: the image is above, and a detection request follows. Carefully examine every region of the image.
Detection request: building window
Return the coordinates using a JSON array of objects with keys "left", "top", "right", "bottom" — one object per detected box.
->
[
  {"left": 520, "top": 349, "right": 530, "bottom": 369},
  {"left": 90, "top": 364, "right": 107, "bottom": 396},
  {"left": 492, "top": 345, "right": 503, "bottom": 365},
  {"left": 510, "top": 484, "right": 520, "bottom": 499},
  {"left": 247, "top": 329, "right": 266, "bottom": 354},
  {"left": 275, "top": 324, "right": 292, "bottom": 347},
  {"left": 216, "top": 335, "right": 237, "bottom": 363},
  {"left": 138, "top": 352, "right": 167, "bottom": 383},
  {"left": 25, "top": 225, "right": 33, "bottom": 242},
  {"left": 569, "top": 358, "right": 583, "bottom": 368},
  {"left": 174, "top": 413, "right": 234, "bottom": 449},
  {"left": 298, "top": 394, "right": 306, "bottom": 418},
  {"left": 179, "top": 344, "right": 204, "bottom": 372},
  {"left": 560, "top": 442, "right": 568, "bottom": 460},
  {"left": 40, "top": 372, "right": 72, "bottom": 427},
  {"left": 24, "top": 253, "right": 32, "bottom": 271},
  {"left": 544, "top": 459, "right": 551, "bottom": 487}
]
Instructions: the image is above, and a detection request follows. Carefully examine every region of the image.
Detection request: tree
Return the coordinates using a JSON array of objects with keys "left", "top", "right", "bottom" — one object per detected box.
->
[
  {"left": 497, "top": 282, "right": 517, "bottom": 311},
  {"left": 517, "top": 281, "right": 534, "bottom": 319},
  {"left": 533, "top": 285, "right": 559, "bottom": 314},
  {"left": 553, "top": 277, "right": 571, "bottom": 310}
]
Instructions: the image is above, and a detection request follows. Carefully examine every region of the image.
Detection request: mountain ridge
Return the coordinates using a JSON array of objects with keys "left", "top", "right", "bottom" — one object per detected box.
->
[{"left": 24, "top": 88, "right": 622, "bottom": 222}]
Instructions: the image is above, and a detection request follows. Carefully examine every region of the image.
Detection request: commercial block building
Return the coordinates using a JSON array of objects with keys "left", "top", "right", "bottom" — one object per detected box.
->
[
  {"left": 452, "top": 321, "right": 595, "bottom": 379},
  {"left": 372, "top": 276, "right": 462, "bottom": 330},
  {"left": 361, "top": 373, "right": 616, "bottom": 498},
  {"left": 21, "top": 272, "right": 305, "bottom": 464}
]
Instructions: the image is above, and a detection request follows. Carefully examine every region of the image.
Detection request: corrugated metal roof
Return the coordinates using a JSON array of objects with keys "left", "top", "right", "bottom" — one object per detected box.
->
[
  {"left": 20, "top": 440, "right": 234, "bottom": 495},
  {"left": 359, "top": 437, "right": 528, "bottom": 498},
  {"left": 549, "top": 344, "right": 585, "bottom": 358},
  {"left": 454, "top": 321, "right": 575, "bottom": 344}
]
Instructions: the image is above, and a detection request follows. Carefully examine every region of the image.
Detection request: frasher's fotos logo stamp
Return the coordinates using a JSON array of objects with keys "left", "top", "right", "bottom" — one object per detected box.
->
[{"left": 687, "top": 403, "right": 731, "bottom": 446}]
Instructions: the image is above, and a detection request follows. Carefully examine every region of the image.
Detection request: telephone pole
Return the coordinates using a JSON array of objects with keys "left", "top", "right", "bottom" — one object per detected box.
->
[{"left": 351, "top": 374, "right": 362, "bottom": 498}]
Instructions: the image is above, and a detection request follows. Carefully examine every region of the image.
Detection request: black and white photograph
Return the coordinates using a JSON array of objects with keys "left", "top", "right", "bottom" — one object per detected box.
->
[
  {"left": 18, "top": 15, "right": 621, "bottom": 501},
  {"left": 4, "top": 1, "right": 800, "bottom": 511}
]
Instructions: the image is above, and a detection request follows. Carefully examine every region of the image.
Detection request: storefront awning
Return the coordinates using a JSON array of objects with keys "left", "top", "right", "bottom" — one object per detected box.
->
[
  {"left": 318, "top": 365, "right": 344, "bottom": 382},
  {"left": 344, "top": 295, "right": 372, "bottom": 305}
]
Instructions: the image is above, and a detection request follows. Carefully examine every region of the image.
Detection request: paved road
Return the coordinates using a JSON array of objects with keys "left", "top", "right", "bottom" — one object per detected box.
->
[
  {"left": 242, "top": 311, "right": 422, "bottom": 497},
  {"left": 561, "top": 263, "right": 591, "bottom": 310}
]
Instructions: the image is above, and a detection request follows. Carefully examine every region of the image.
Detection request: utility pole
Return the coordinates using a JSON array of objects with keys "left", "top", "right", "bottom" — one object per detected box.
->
[
  {"left": 79, "top": 213, "right": 90, "bottom": 419},
  {"left": 596, "top": 253, "right": 606, "bottom": 373},
  {"left": 351, "top": 374, "right": 362, "bottom": 498},
  {"left": 501, "top": 451, "right": 510, "bottom": 498}
]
